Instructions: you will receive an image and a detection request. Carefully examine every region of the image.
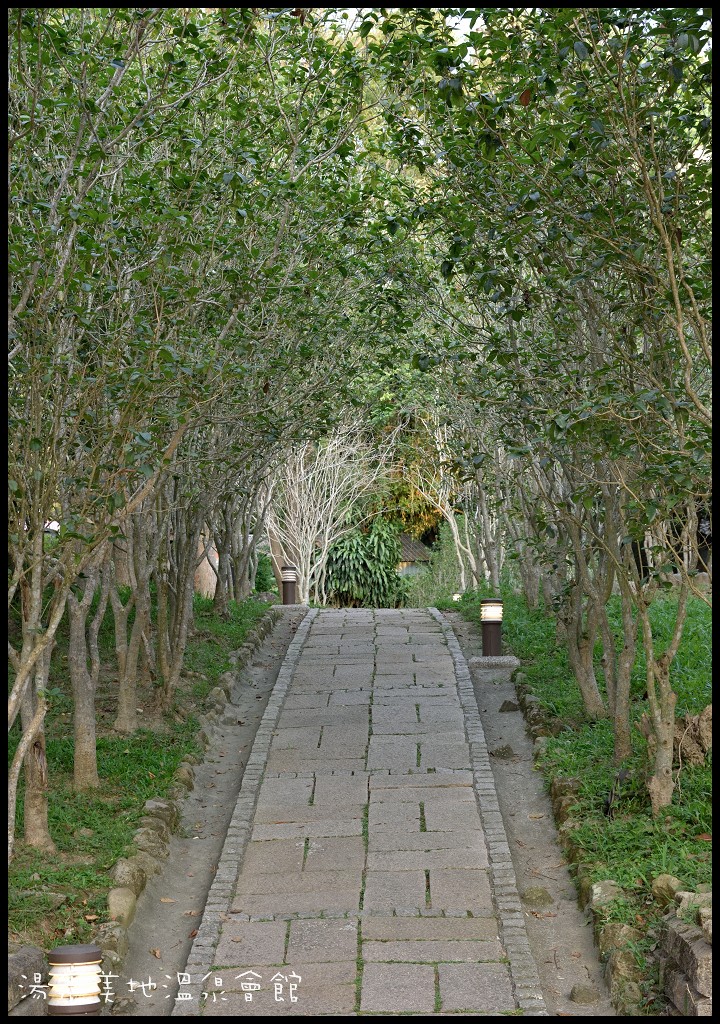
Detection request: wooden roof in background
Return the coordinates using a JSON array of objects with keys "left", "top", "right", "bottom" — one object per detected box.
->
[{"left": 399, "top": 533, "right": 432, "bottom": 563}]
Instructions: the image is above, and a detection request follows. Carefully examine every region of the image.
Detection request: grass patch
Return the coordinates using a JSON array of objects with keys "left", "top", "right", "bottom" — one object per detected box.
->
[
  {"left": 183, "top": 595, "right": 273, "bottom": 700},
  {"left": 9, "top": 593, "right": 272, "bottom": 950},
  {"left": 457, "top": 586, "right": 711, "bottom": 1010}
]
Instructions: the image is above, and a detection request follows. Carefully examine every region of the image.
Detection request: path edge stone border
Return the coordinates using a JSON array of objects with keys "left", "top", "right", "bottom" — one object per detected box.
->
[
  {"left": 170, "top": 607, "right": 318, "bottom": 1016},
  {"left": 430, "top": 608, "right": 549, "bottom": 1017}
]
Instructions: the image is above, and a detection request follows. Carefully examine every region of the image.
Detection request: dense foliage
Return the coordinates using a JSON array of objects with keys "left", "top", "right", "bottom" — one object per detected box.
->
[
  {"left": 8, "top": 7, "right": 711, "bottom": 861},
  {"left": 325, "top": 518, "right": 407, "bottom": 608}
]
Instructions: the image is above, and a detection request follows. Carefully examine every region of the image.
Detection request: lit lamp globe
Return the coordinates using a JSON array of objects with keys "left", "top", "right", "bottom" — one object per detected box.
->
[
  {"left": 47, "top": 944, "right": 102, "bottom": 1016},
  {"left": 480, "top": 598, "right": 503, "bottom": 656}
]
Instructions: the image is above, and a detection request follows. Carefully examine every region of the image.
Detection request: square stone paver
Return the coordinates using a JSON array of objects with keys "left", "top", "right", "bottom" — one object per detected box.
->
[
  {"left": 251, "top": 818, "right": 363, "bottom": 841},
  {"left": 424, "top": 803, "right": 483, "bottom": 833},
  {"left": 367, "top": 846, "right": 488, "bottom": 871},
  {"left": 312, "top": 775, "right": 369, "bottom": 807},
  {"left": 232, "top": 888, "right": 360, "bottom": 916},
  {"left": 429, "top": 869, "right": 493, "bottom": 913},
  {"left": 362, "top": 939, "right": 504, "bottom": 963},
  {"left": 328, "top": 691, "right": 372, "bottom": 706},
  {"left": 303, "top": 836, "right": 366, "bottom": 873},
  {"left": 368, "top": 829, "right": 484, "bottom": 854},
  {"left": 270, "top": 727, "right": 322, "bottom": 750},
  {"left": 242, "top": 840, "right": 306, "bottom": 875},
  {"left": 253, "top": 803, "right": 366, "bottom": 825},
  {"left": 205, "top": 962, "right": 357, "bottom": 1016},
  {"left": 286, "top": 919, "right": 358, "bottom": 963},
  {"left": 363, "top": 870, "right": 426, "bottom": 910},
  {"left": 368, "top": 802, "right": 420, "bottom": 830},
  {"left": 360, "top": 963, "right": 435, "bottom": 1013},
  {"left": 214, "top": 920, "right": 287, "bottom": 968},
  {"left": 257, "top": 779, "right": 314, "bottom": 804},
  {"left": 369, "top": 770, "right": 474, "bottom": 791},
  {"left": 438, "top": 962, "right": 515, "bottom": 1012},
  {"left": 420, "top": 741, "right": 471, "bottom": 769},
  {"left": 236, "top": 868, "right": 361, "bottom": 897},
  {"left": 367, "top": 737, "right": 419, "bottom": 771},
  {"left": 264, "top": 754, "right": 368, "bottom": 774},
  {"left": 361, "top": 917, "right": 498, "bottom": 941}
]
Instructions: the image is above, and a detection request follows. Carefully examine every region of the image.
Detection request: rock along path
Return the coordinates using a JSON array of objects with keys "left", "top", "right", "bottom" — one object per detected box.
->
[{"left": 171, "top": 608, "right": 549, "bottom": 1016}]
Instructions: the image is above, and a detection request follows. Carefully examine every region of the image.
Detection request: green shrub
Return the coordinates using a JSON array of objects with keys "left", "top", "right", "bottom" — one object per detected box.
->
[
  {"left": 325, "top": 518, "right": 407, "bottom": 607},
  {"left": 254, "top": 551, "right": 277, "bottom": 593}
]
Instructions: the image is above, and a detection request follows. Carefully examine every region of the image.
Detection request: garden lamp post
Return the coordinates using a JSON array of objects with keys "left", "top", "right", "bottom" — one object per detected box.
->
[
  {"left": 281, "top": 564, "right": 298, "bottom": 605},
  {"left": 47, "top": 944, "right": 102, "bottom": 1016},
  {"left": 480, "top": 598, "right": 503, "bottom": 656}
]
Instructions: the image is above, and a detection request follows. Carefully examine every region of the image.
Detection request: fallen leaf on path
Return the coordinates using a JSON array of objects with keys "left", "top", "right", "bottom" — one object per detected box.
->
[
  {"left": 184, "top": 911, "right": 199, "bottom": 917},
  {"left": 160, "top": 898, "right": 176, "bottom": 903},
  {"left": 528, "top": 813, "right": 544, "bottom": 819},
  {"left": 695, "top": 833, "right": 711, "bottom": 841},
  {"left": 188, "top": 929, "right": 198, "bottom": 938},
  {"left": 84, "top": 914, "right": 98, "bottom": 922},
  {"left": 150, "top": 948, "right": 162, "bottom": 959}
]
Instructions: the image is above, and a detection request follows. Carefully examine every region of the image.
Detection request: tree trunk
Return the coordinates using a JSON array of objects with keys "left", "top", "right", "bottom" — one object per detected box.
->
[
  {"left": 638, "top": 582, "right": 688, "bottom": 814},
  {"left": 644, "top": 662, "right": 677, "bottom": 816},
  {"left": 160, "top": 506, "right": 203, "bottom": 708},
  {"left": 477, "top": 487, "right": 500, "bottom": 592},
  {"left": 20, "top": 648, "right": 56, "bottom": 853},
  {"left": 212, "top": 514, "right": 232, "bottom": 618},
  {"left": 67, "top": 569, "right": 101, "bottom": 789},
  {"left": 518, "top": 551, "right": 540, "bottom": 610},
  {"left": 604, "top": 564, "right": 637, "bottom": 763},
  {"left": 109, "top": 571, "right": 137, "bottom": 734},
  {"left": 8, "top": 526, "right": 65, "bottom": 861},
  {"left": 563, "top": 583, "right": 606, "bottom": 719},
  {"left": 112, "top": 508, "right": 162, "bottom": 732}
]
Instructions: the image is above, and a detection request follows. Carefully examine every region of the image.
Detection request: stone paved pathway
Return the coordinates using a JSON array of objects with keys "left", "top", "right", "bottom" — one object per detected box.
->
[{"left": 172, "top": 609, "right": 548, "bottom": 1016}]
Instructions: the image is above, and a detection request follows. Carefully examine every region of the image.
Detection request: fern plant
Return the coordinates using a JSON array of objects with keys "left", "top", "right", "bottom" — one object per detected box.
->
[{"left": 325, "top": 518, "right": 407, "bottom": 608}]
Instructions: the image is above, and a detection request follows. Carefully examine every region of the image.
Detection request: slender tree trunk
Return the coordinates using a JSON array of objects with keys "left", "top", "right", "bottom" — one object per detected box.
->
[
  {"left": 160, "top": 507, "right": 203, "bottom": 707},
  {"left": 112, "top": 507, "right": 162, "bottom": 730},
  {"left": 563, "top": 583, "right": 606, "bottom": 719},
  {"left": 612, "top": 589, "right": 637, "bottom": 763},
  {"left": 109, "top": 562, "right": 138, "bottom": 734},
  {"left": 212, "top": 513, "right": 232, "bottom": 618},
  {"left": 8, "top": 693, "right": 47, "bottom": 864},
  {"left": 638, "top": 582, "right": 688, "bottom": 814},
  {"left": 9, "top": 526, "right": 64, "bottom": 860},
  {"left": 477, "top": 488, "right": 500, "bottom": 592},
  {"left": 67, "top": 568, "right": 101, "bottom": 789},
  {"left": 20, "top": 647, "right": 56, "bottom": 853},
  {"left": 518, "top": 547, "right": 540, "bottom": 609}
]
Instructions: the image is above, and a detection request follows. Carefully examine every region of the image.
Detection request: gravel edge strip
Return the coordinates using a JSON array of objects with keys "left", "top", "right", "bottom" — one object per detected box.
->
[
  {"left": 429, "top": 608, "right": 549, "bottom": 1018},
  {"left": 170, "top": 607, "right": 318, "bottom": 1016}
]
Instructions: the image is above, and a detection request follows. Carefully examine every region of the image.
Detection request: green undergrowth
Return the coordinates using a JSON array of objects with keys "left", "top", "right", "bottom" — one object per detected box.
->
[
  {"left": 457, "top": 587, "right": 712, "bottom": 1011},
  {"left": 9, "top": 593, "right": 272, "bottom": 950},
  {"left": 183, "top": 595, "right": 274, "bottom": 700}
]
